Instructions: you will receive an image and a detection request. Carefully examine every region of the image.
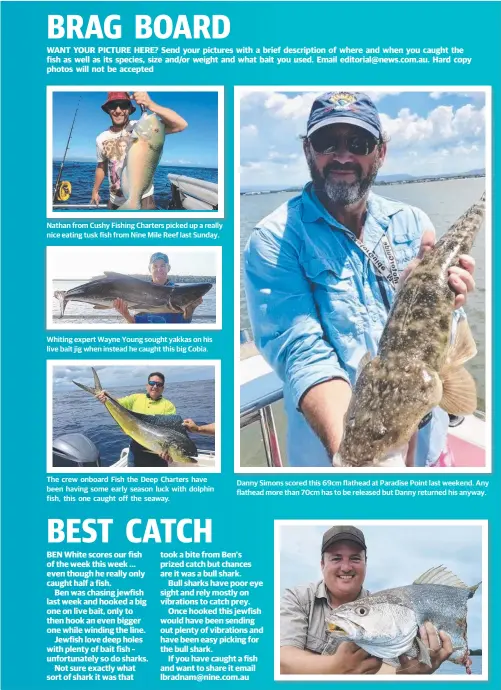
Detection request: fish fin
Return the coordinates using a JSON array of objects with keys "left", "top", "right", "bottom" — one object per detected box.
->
[
  {"left": 92, "top": 368, "right": 103, "bottom": 393},
  {"left": 103, "top": 271, "right": 131, "bottom": 279},
  {"left": 413, "top": 565, "right": 471, "bottom": 588},
  {"left": 469, "top": 581, "right": 482, "bottom": 597},
  {"left": 356, "top": 352, "right": 372, "bottom": 380},
  {"left": 54, "top": 290, "right": 67, "bottom": 318},
  {"left": 446, "top": 317, "right": 477, "bottom": 367},
  {"left": 72, "top": 379, "right": 96, "bottom": 395},
  {"left": 92, "top": 305, "right": 110, "bottom": 310},
  {"left": 415, "top": 637, "right": 432, "bottom": 667},
  {"left": 439, "top": 366, "right": 477, "bottom": 415}
]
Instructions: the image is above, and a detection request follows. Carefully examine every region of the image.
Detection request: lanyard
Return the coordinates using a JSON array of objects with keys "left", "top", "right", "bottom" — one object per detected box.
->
[{"left": 353, "top": 234, "right": 400, "bottom": 289}]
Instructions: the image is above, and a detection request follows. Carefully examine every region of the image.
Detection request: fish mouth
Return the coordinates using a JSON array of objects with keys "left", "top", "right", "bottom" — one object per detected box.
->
[{"left": 327, "top": 622, "right": 347, "bottom": 634}]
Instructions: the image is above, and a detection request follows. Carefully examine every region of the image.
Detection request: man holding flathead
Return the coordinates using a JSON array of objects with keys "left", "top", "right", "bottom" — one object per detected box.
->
[
  {"left": 244, "top": 92, "right": 476, "bottom": 467},
  {"left": 91, "top": 91, "right": 187, "bottom": 209},
  {"left": 280, "top": 525, "right": 452, "bottom": 675}
]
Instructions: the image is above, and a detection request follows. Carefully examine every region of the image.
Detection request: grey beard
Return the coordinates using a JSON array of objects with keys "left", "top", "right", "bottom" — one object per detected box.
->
[{"left": 306, "top": 147, "right": 381, "bottom": 206}]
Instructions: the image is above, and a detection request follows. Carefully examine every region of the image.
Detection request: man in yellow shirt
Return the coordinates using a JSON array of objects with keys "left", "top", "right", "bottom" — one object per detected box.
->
[{"left": 97, "top": 371, "right": 176, "bottom": 467}]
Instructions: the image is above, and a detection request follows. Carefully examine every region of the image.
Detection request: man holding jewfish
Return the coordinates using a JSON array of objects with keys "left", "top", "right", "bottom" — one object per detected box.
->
[
  {"left": 280, "top": 525, "right": 478, "bottom": 675},
  {"left": 244, "top": 91, "right": 480, "bottom": 468},
  {"left": 96, "top": 371, "right": 177, "bottom": 467},
  {"left": 91, "top": 91, "right": 187, "bottom": 210}
]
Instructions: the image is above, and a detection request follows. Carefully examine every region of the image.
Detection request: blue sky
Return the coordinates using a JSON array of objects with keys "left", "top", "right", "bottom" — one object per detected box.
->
[
  {"left": 53, "top": 91, "right": 219, "bottom": 168},
  {"left": 240, "top": 90, "right": 486, "bottom": 189},
  {"left": 279, "top": 523, "right": 483, "bottom": 647},
  {"left": 53, "top": 365, "right": 215, "bottom": 390}
]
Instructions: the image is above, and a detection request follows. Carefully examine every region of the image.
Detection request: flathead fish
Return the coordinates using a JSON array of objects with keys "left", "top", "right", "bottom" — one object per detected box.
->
[
  {"left": 323, "top": 566, "right": 480, "bottom": 674},
  {"left": 335, "top": 194, "right": 485, "bottom": 467},
  {"left": 54, "top": 271, "right": 211, "bottom": 318},
  {"left": 73, "top": 368, "right": 199, "bottom": 466},
  {"left": 120, "top": 112, "right": 165, "bottom": 210}
]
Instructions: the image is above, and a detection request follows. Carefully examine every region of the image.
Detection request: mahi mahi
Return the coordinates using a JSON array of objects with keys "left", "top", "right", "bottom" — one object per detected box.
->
[
  {"left": 334, "top": 194, "right": 485, "bottom": 467},
  {"left": 120, "top": 112, "right": 165, "bottom": 210},
  {"left": 323, "top": 566, "right": 480, "bottom": 674},
  {"left": 73, "top": 368, "right": 199, "bottom": 465},
  {"left": 54, "top": 272, "right": 212, "bottom": 318}
]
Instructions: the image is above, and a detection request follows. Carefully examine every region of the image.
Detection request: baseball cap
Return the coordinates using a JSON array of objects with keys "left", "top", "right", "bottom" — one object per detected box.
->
[
  {"left": 321, "top": 525, "right": 367, "bottom": 554},
  {"left": 307, "top": 92, "right": 383, "bottom": 140},
  {"left": 149, "top": 252, "right": 169, "bottom": 265}
]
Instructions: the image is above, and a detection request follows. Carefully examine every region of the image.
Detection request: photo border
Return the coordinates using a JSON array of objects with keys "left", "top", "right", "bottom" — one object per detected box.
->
[
  {"left": 274, "top": 518, "right": 489, "bottom": 681},
  {"left": 234, "top": 85, "right": 492, "bottom": 475},
  {"left": 47, "top": 358, "right": 221, "bottom": 473},
  {"left": 45, "top": 245, "right": 222, "bottom": 330},
  {"left": 47, "top": 85, "right": 224, "bottom": 219}
]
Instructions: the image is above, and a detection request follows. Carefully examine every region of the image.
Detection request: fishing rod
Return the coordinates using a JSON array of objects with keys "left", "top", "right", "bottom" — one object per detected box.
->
[{"left": 53, "top": 98, "right": 81, "bottom": 203}]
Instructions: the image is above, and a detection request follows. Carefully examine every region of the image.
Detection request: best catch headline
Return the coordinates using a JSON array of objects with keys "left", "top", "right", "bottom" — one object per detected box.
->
[
  {"left": 48, "top": 15, "right": 230, "bottom": 40},
  {"left": 48, "top": 518, "right": 212, "bottom": 543}
]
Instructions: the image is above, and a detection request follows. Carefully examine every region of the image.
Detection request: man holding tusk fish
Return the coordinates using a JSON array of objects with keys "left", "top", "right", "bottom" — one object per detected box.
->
[
  {"left": 280, "top": 526, "right": 453, "bottom": 675},
  {"left": 91, "top": 91, "right": 188, "bottom": 210},
  {"left": 244, "top": 91, "right": 476, "bottom": 468}
]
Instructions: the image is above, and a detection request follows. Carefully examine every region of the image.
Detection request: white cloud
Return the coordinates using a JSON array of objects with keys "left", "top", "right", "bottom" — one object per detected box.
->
[{"left": 239, "top": 91, "right": 486, "bottom": 188}]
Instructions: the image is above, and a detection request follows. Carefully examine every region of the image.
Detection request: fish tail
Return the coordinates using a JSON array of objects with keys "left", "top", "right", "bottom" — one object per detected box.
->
[
  {"left": 118, "top": 199, "right": 140, "bottom": 211},
  {"left": 72, "top": 367, "right": 103, "bottom": 396},
  {"left": 54, "top": 290, "right": 67, "bottom": 318},
  {"left": 468, "top": 580, "right": 482, "bottom": 597}
]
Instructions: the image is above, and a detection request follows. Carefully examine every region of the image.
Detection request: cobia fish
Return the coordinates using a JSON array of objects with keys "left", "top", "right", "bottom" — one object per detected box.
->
[
  {"left": 73, "top": 368, "right": 199, "bottom": 466},
  {"left": 334, "top": 194, "right": 485, "bottom": 467},
  {"left": 323, "top": 566, "right": 480, "bottom": 674},
  {"left": 120, "top": 111, "right": 165, "bottom": 210},
  {"left": 54, "top": 272, "right": 212, "bottom": 318}
]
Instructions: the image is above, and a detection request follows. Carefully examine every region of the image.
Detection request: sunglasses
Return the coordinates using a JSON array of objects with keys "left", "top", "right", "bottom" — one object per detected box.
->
[
  {"left": 309, "top": 131, "right": 379, "bottom": 156},
  {"left": 107, "top": 101, "right": 131, "bottom": 112},
  {"left": 148, "top": 381, "right": 164, "bottom": 388}
]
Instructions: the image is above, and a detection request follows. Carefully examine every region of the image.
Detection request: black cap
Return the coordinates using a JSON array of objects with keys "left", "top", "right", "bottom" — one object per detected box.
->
[{"left": 321, "top": 526, "right": 367, "bottom": 554}]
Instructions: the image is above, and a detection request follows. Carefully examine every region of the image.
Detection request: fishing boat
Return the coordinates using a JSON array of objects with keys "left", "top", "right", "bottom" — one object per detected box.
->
[
  {"left": 52, "top": 175, "right": 218, "bottom": 212},
  {"left": 240, "top": 332, "right": 487, "bottom": 469},
  {"left": 112, "top": 446, "right": 216, "bottom": 468}
]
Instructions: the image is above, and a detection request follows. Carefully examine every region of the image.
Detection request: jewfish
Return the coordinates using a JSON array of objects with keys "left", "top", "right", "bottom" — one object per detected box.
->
[
  {"left": 72, "top": 368, "right": 199, "bottom": 465},
  {"left": 54, "top": 272, "right": 212, "bottom": 318},
  {"left": 323, "top": 566, "right": 480, "bottom": 674},
  {"left": 335, "top": 194, "right": 485, "bottom": 467},
  {"left": 120, "top": 112, "right": 165, "bottom": 210}
]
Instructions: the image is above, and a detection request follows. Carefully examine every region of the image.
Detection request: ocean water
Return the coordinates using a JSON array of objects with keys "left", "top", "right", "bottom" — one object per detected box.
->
[
  {"left": 52, "top": 161, "right": 218, "bottom": 210},
  {"left": 51, "top": 277, "right": 217, "bottom": 324},
  {"left": 435, "top": 655, "right": 482, "bottom": 675},
  {"left": 53, "top": 379, "right": 215, "bottom": 466},
  {"left": 240, "top": 177, "right": 486, "bottom": 466}
]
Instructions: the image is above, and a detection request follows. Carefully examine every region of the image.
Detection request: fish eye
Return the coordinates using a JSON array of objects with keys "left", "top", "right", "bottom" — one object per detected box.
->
[{"left": 355, "top": 606, "right": 369, "bottom": 616}]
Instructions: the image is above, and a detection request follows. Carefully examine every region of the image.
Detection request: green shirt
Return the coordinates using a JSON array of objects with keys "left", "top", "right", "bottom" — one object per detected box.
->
[{"left": 118, "top": 393, "right": 176, "bottom": 415}]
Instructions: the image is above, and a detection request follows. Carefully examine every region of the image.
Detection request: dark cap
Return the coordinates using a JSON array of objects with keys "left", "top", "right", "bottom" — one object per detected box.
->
[
  {"left": 321, "top": 525, "right": 367, "bottom": 554},
  {"left": 149, "top": 252, "right": 169, "bottom": 265},
  {"left": 307, "top": 91, "right": 383, "bottom": 140}
]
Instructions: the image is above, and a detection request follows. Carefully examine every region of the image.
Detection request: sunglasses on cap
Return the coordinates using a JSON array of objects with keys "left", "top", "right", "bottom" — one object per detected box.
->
[
  {"left": 148, "top": 381, "right": 164, "bottom": 388},
  {"left": 107, "top": 100, "right": 131, "bottom": 112},
  {"left": 309, "top": 130, "right": 379, "bottom": 156}
]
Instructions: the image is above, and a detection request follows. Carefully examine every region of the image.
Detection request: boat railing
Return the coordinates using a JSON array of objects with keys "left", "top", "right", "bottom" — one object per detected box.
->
[{"left": 240, "top": 329, "right": 284, "bottom": 467}]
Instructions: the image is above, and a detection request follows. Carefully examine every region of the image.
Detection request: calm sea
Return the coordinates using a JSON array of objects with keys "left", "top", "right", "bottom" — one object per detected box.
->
[
  {"left": 435, "top": 655, "right": 482, "bottom": 675},
  {"left": 51, "top": 277, "right": 217, "bottom": 324},
  {"left": 240, "top": 178, "right": 486, "bottom": 466},
  {"left": 52, "top": 161, "right": 218, "bottom": 210},
  {"left": 53, "top": 379, "right": 215, "bottom": 466}
]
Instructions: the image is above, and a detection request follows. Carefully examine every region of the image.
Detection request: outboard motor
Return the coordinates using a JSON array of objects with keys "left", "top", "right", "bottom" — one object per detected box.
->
[{"left": 53, "top": 433, "right": 101, "bottom": 468}]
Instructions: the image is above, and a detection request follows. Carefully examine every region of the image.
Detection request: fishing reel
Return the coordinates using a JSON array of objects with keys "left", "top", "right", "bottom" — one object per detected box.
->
[{"left": 54, "top": 180, "right": 72, "bottom": 202}]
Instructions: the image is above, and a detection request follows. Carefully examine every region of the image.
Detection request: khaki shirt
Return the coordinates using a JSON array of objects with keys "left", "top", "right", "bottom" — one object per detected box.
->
[{"left": 280, "top": 580, "right": 368, "bottom": 653}]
